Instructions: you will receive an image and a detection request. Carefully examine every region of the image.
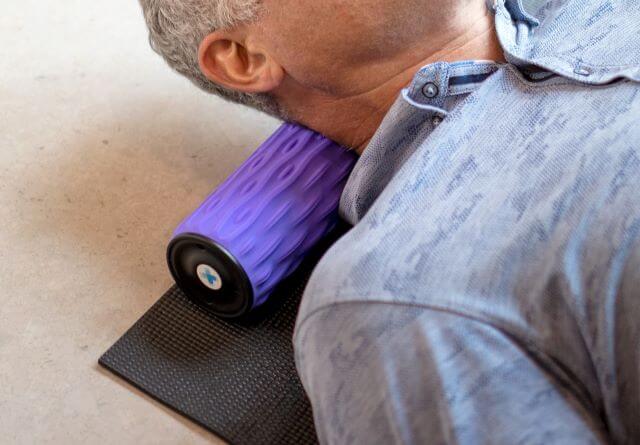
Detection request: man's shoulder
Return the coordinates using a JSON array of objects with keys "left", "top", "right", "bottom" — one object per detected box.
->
[{"left": 298, "top": 91, "right": 640, "bottom": 332}]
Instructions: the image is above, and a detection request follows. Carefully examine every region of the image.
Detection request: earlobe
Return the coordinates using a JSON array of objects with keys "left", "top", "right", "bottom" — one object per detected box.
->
[{"left": 198, "top": 32, "right": 284, "bottom": 94}]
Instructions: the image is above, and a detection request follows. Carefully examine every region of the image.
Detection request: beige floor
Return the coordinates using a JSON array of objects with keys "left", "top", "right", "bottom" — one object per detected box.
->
[{"left": 0, "top": 1, "right": 278, "bottom": 443}]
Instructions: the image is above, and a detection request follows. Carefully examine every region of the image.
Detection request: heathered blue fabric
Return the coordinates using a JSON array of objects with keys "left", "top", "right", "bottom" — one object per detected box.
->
[{"left": 293, "top": 0, "right": 640, "bottom": 444}]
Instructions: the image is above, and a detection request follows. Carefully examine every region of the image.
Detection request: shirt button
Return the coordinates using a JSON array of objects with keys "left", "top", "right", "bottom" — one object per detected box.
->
[
  {"left": 574, "top": 66, "right": 592, "bottom": 77},
  {"left": 432, "top": 116, "right": 443, "bottom": 127},
  {"left": 422, "top": 82, "right": 439, "bottom": 98}
]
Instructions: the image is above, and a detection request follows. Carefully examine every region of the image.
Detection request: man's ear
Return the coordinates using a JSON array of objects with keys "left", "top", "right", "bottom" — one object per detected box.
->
[{"left": 198, "top": 31, "right": 284, "bottom": 94}]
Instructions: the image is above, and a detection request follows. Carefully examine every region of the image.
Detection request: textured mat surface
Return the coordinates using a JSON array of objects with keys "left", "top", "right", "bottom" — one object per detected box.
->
[{"left": 99, "top": 221, "right": 350, "bottom": 445}]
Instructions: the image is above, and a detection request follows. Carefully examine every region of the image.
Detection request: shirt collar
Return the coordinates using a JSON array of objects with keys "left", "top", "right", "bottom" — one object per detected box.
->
[
  {"left": 403, "top": 61, "right": 502, "bottom": 109},
  {"left": 339, "top": 60, "right": 500, "bottom": 225},
  {"left": 339, "top": 0, "right": 639, "bottom": 225}
]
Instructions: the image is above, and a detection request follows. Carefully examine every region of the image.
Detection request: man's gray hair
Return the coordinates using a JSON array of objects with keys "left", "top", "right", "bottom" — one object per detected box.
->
[{"left": 139, "top": 0, "right": 282, "bottom": 117}]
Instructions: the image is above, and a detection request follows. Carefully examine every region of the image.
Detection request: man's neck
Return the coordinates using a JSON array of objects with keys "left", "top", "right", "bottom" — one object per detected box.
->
[{"left": 275, "top": 4, "right": 504, "bottom": 155}]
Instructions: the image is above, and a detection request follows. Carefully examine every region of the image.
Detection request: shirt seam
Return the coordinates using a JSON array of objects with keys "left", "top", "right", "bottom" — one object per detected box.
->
[
  {"left": 505, "top": 64, "right": 631, "bottom": 89},
  {"left": 294, "top": 298, "right": 599, "bottom": 414},
  {"left": 296, "top": 298, "right": 525, "bottom": 343}
]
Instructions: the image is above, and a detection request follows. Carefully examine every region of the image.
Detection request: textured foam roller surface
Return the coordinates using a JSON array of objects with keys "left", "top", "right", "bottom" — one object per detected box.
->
[
  {"left": 171, "top": 123, "right": 357, "bottom": 311},
  {"left": 100, "top": 220, "right": 351, "bottom": 445}
]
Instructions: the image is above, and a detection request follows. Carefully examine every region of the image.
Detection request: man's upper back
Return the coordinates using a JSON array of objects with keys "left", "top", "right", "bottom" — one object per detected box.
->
[{"left": 295, "top": 0, "right": 640, "bottom": 443}]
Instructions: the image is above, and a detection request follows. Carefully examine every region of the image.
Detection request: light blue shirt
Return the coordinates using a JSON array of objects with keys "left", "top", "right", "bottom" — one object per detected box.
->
[{"left": 294, "top": 0, "right": 640, "bottom": 443}]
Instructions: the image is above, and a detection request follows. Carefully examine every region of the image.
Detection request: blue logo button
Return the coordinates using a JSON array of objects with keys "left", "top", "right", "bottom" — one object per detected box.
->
[{"left": 196, "top": 264, "right": 223, "bottom": 291}]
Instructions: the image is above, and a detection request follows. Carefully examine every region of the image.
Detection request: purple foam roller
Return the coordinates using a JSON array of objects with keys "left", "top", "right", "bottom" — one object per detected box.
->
[{"left": 167, "top": 123, "right": 357, "bottom": 318}]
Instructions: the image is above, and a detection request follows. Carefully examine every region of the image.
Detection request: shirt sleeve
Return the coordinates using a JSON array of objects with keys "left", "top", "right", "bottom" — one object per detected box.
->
[{"left": 294, "top": 303, "right": 610, "bottom": 445}]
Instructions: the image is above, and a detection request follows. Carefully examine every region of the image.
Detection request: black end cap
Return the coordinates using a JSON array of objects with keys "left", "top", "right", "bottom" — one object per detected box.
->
[{"left": 167, "top": 233, "right": 254, "bottom": 319}]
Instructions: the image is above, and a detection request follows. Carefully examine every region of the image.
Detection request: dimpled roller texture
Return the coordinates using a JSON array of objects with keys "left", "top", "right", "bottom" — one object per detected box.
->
[{"left": 173, "top": 123, "right": 357, "bottom": 309}]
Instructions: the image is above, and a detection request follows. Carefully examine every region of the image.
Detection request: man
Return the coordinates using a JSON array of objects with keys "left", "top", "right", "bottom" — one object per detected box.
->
[{"left": 139, "top": 0, "right": 640, "bottom": 443}]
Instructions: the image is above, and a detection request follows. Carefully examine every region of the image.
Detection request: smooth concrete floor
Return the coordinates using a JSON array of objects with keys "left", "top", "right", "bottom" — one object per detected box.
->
[{"left": 1, "top": 1, "right": 278, "bottom": 443}]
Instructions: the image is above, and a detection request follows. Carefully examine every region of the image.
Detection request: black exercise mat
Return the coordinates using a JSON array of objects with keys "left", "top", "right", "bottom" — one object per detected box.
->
[{"left": 99, "top": 221, "right": 351, "bottom": 445}]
